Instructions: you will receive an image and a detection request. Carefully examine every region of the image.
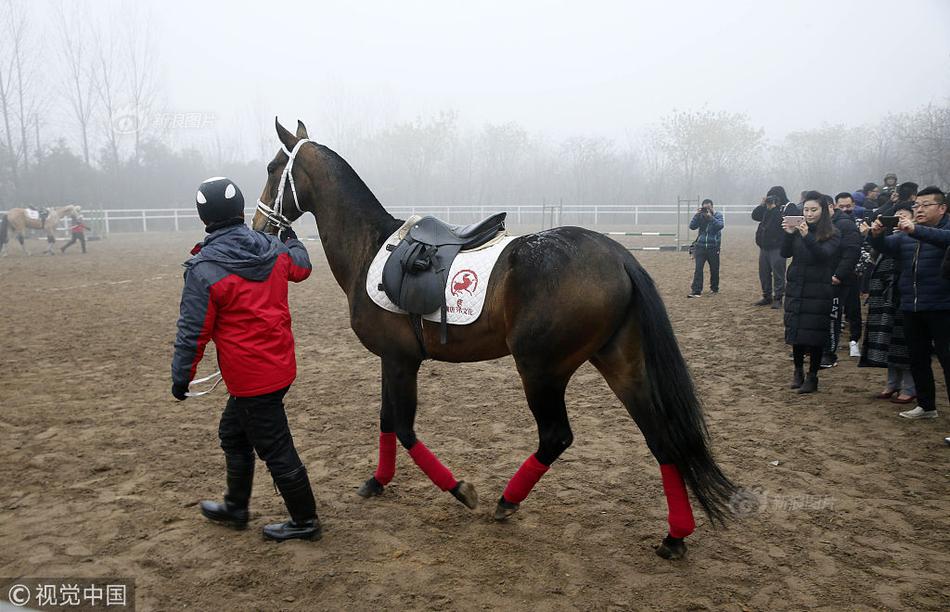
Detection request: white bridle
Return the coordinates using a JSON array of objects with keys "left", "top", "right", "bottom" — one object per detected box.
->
[{"left": 256, "top": 138, "right": 315, "bottom": 231}]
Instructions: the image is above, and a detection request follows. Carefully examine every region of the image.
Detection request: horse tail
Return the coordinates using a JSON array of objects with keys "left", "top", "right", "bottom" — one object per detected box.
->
[
  {"left": 623, "top": 257, "right": 738, "bottom": 525},
  {"left": 0, "top": 213, "right": 8, "bottom": 246}
]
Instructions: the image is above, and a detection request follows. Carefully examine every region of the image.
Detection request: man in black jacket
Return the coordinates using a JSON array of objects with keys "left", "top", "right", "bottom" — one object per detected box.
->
[
  {"left": 870, "top": 186, "right": 950, "bottom": 419},
  {"left": 821, "top": 192, "right": 863, "bottom": 367},
  {"left": 751, "top": 185, "right": 799, "bottom": 308}
]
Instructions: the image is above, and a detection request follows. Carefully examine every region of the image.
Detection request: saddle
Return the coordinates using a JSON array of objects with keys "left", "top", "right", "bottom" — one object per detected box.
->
[{"left": 381, "top": 212, "right": 507, "bottom": 344}]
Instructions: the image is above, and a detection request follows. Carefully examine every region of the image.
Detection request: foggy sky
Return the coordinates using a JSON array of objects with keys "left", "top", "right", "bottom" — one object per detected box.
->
[{"left": 101, "top": 0, "right": 950, "bottom": 155}]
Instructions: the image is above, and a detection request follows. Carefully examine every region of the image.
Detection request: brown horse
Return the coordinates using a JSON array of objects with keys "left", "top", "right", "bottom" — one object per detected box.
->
[
  {"left": 252, "top": 119, "right": 738, "bottom": 559},
  {"left": 0, "top": 205, "right": 81, "bottom": 256}
]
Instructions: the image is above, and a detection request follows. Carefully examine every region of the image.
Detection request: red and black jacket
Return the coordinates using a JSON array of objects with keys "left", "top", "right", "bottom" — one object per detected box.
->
[{"left": 171, "top": 224, "right": 311, "bottom": 397}]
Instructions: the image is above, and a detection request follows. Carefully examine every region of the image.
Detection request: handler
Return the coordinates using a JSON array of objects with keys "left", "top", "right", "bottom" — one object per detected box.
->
[{"left": 171, "top": 176, "right": 320, "bottom": 541}]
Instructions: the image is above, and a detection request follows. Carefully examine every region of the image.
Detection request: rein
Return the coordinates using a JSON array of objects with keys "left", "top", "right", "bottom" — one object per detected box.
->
[{"left": 256, "top": 138, "right": 316, "bottom": 233}]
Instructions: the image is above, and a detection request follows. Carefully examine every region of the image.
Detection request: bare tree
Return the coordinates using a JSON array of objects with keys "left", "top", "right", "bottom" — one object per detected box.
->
[
  {"left": 0, "top": 1, "right": 19, "bottom": 189},
  {"left": 56, "top": 0, "right": 98, "bottom": 166},
  {"left": 93, "top": 19, "right": 123, "bottom": 169},
  {"left": 122, "top": 5, "right": 160, "bottom": 165}
]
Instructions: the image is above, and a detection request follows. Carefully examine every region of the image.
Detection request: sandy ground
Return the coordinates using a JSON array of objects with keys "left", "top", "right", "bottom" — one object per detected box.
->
[{"left": 1, "top": 228, "right": 948, "bottom": 611}]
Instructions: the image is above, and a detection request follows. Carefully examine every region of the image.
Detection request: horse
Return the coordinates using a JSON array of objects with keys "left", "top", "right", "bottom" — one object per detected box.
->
[
  {"left": 0, "top": 205, "right": 81, "bottom": 256},
  {"left": 252, "top": 119, "right": 738, "bottom": 559}
]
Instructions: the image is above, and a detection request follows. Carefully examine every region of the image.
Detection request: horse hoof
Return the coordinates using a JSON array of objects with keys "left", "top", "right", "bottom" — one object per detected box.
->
[
  {"left": 492, "top": 496, "right": 519, "bottom": 521},
  {"left": 450, "top": 481, "right": 478, "bottom": 510},
  {"left": 654, "top": 535, "right": 687, "bottom": 560},
  {"left": 356, "top": 476, "right": 384, "bottom": 498}
]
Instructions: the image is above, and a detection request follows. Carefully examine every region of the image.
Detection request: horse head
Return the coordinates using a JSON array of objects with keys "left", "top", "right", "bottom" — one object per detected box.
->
[{"left": 252, "top": 118, "right": 320, "bottom": 235}]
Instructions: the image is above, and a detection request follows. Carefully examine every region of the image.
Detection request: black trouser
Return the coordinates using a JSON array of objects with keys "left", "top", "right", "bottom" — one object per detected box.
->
[
  {"left": 841, "top": 282, "right": 862, "bottom": 342},
  {"left": 758, "top": 247, "right": 787, "bottom": 300},
  {"left": 691, "top": 245, "right": 720, "bottom": 294},
  {"left": 793, "top": 344, "right": 823, "bottom": 374},
  {"left": 826, "top": 283, "right": 863, "bottom": 355},
  {"left": 62, "top": 233, "right": 86, "bottom": 253},
  {"left": 903, "top": 310, "right": 950, "bottom": 412},
  {"left": 218, "top": 386, "right": 304, "bottom": 479}
]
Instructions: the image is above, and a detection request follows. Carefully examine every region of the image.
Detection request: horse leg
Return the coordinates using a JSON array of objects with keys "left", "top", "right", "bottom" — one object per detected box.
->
[
  {"left": 357, "top": 359, "right": 398, "bottom": 498},
  {"left": 46, "top": 233, "right": 56, "bottom": 255},
  {"left": 17, "top": 233, "right": 28, "bottom": 256},
  {"left": 494, "top": 371, "right": 573, "bottom": 521},
  {"left": 387, "top": 357, "right": 478, "bottom": 509},
  {"left": 590, "top": 324, "right": 694, "bottom": 561}
]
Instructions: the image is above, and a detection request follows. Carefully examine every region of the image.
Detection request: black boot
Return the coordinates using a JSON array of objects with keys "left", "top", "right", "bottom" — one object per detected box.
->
[
  {"left": 797, "top": 373, "right": 819, "bottom": 394},
  {"left": 263, "top": 466, "right": 322, "bottom": 542},
  {"left": 753, "top": 296, "right": 772, "bottom": 306},
  {"left": 790, "top": 367, "right": 804, "bottom": 389},
  {"left": 200, "top": 453, "right": 253, "bottom": 529}
]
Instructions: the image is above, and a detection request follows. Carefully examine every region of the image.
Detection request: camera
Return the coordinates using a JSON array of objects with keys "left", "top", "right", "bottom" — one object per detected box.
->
[{"left": 765, "top": 195, "right": 779, "bottom": 205}]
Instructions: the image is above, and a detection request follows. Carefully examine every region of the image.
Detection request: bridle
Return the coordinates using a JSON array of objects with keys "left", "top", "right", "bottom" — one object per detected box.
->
[{"left": 256, "top": 138, "right": 315, "bottom": 233}]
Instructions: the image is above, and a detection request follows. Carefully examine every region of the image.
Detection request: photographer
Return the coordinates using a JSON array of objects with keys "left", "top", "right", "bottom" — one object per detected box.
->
[
  {"left": 752, "top": 186, "right": 799, "bottom": 308},
  {"left": 879, "top": 173, "right": 899, "bottom": 207},
  {"left": 687, "top": 198, "right": 724, "bottom": 298},
  {"left": 782, "top": 191, "right": 840, "bottom": 393},
  {"left": 870, "top": 186, "right": 950, "bottom": 420},
  {"left": 821, "top": 193, "right": 863, "bottom": 367}
]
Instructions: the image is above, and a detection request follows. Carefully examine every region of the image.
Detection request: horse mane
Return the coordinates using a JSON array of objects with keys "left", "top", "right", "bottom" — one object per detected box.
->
[{"left": 311, "top": 144, "right": 398, "bottom": 235}]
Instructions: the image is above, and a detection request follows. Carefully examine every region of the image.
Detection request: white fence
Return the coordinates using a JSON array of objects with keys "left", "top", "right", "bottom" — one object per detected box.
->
[{"left": 68, "top": 204, "right": 758, "bottom": 235}]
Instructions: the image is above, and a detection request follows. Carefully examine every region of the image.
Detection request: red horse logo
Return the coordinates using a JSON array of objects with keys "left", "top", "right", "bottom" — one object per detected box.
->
[{"left": 451, "top": 270, "right": 478, "bottom": 296}]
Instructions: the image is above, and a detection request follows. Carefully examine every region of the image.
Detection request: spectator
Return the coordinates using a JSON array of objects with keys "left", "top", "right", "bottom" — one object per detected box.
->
[
  {"left": 849, "top": 191, "right": 868, "bottom": 221},
  {"left": 687, "top": 198, "right": 724, "bottom": 298},
  {"left": 782, "top": 191, "right": 841, "bottom": 393},
  {"left": 862, "top": 183, "right": 881, "bottom": 210},
  {"left": 821, "top": 193, "right": 862, "bottom": 367},
  {"left": 860, "top": 202, "right": 917, "bottom": 404},
  {"left": 870, "top": 186, "right": 950, "bottom": 419},
  {"left": 752, "top": 186, "right": 799, "bottom": 309},
  {"left": 861, "top": 186, "right": 918, "bottom": 378},
  {"left": 880, "top": 173, "right": 899, "bottom": 206}
]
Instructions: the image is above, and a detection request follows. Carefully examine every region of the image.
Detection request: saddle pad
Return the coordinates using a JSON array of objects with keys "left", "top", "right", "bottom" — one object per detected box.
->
[
  {"left": 366, "top": 221, "right": 517, "bottom": 325},
  {"left": 25, "top": 209, "right": 40, "bottom": 221}
]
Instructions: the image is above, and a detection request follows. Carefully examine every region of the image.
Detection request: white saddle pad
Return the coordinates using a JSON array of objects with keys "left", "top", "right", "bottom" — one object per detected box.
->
[
  {"left": 25, "top": 209, "right": 40, "bottom": 221},
  {"left": 366, "top": 218, "right": 517, "bottom": 325}
]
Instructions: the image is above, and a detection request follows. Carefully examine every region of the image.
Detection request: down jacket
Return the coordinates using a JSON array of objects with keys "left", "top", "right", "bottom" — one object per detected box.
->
[
  {"left": 781, "top": 225, "right": 841, "bottom": 347},
  {"left": 171, "top": 224, "right": 312, "bottom": 397},
  {"left": 870, "top": 214, "right": 950, "bottom": 312},
  {"left": 829, "top": 209, "right": 862, "bottom": 284}
]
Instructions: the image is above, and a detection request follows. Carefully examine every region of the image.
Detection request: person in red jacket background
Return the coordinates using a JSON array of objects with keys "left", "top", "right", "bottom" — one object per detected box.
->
[
  {"left": 61, "top": 213, "right": 88, "bottom": 254},
  {"left": 171, "top": 176, "right": 320, "bottom": 541}
]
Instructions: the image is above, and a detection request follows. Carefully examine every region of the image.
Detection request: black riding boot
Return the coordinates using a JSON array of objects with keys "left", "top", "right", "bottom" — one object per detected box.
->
[
  {"left": 263, "top": 467, "right": 322, "bottom": 542},
  {"left": 200, "top": 454, "right": 253, "bottom": 529}
]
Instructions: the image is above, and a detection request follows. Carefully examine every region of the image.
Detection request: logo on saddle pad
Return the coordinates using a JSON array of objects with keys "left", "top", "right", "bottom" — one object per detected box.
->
[{"left": 450, "top": 270, "right": 478, "bottom": 297}]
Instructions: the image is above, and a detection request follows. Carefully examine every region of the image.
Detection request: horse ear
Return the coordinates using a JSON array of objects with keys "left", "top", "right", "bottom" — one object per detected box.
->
[
  {"left": 275, "top": 117, "right": 298, "bottom": 151},
  {"left": 295, "top": 120, "right": 309, "bottom": 140}
]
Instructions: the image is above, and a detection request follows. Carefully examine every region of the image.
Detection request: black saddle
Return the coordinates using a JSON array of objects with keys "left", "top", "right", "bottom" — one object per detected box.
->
[{"left": 381, "top": 213, "right": 507, "bottom": 344}]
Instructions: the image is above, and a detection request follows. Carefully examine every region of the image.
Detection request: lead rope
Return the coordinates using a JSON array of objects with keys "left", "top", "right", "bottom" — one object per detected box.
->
[{"left": 185, "top": 370, "right": 224, "bottom": 397}]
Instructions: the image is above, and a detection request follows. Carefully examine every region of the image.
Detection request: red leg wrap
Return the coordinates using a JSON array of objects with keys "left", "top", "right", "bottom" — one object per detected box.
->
[
  {"left": 374, "top": 432, "right": 397, "bottom": 485},
  {"left": 502, "top": 454, "right": 550, "bottom": 504},
  {"left": 407, "top": 441, "right": 457, "bottom": 491},
  {"left": 660, "top": 463, "right": 695, "bottom": 538}
]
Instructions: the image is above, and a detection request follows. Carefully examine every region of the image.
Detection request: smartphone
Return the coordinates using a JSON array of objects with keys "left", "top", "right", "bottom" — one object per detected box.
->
[
  {"left": 879, "top": 215, "right": 899, "bottom": 228},
  {"left": 783, "top": 216, "right": 805, "bottom": 226}
]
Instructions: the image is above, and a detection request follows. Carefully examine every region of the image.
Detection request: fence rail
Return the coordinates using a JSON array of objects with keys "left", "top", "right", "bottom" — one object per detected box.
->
[{"left": 16, "top": 204, "right": 758, "bottom": 235}]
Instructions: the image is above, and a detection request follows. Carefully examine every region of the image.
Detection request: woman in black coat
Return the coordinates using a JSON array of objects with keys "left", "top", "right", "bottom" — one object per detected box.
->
[{"left": 782, "top": 191, "right": 841, "bottom": 393}]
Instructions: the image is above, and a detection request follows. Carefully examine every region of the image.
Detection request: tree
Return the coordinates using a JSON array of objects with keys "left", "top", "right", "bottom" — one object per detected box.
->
[{"left": 56, "top": 0, "right": 98, "bottom": 166}]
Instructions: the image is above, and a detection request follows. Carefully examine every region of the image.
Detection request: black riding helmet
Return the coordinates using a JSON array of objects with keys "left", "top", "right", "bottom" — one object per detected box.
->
[{"left": 196, "top": 176, "right": 244, "bottom": 232}]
